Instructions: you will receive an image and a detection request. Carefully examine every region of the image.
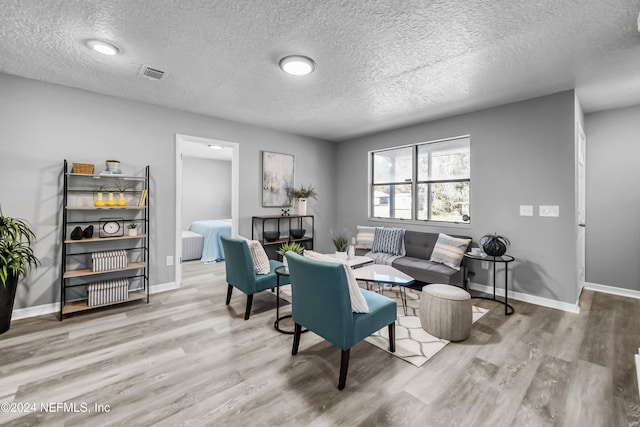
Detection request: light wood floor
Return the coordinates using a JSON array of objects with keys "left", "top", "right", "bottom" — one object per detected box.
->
[{"left": 1, "top": 261, "right": 639, "bottom": 426}]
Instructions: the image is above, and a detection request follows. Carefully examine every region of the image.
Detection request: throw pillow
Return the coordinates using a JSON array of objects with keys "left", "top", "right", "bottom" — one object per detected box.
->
[
  {"left": 303, "top": 251, "right": 370, "bottom": 313},
  {"left": 247, "top": 240, "right": 271, "bottom": 275},
  {"left": 355, "top": 225, "right": 376, "bottom": 250},
  {"left": 429, "top": 233, "right": 471, "bottom": 271},
  {"left": 371, "top": 227, "right": 405, "bottom": 256}
]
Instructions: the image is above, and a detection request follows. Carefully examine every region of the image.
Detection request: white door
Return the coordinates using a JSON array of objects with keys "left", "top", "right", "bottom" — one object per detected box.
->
[{"left": 576, "top": 122, "right": 586, "bottom": 289}]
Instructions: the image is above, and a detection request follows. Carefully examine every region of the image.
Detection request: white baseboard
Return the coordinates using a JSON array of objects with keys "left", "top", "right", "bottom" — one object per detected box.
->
[
  {"left": 11, "top": 302, "right": 59, "bottom": 321},
  {"left": 11, "top": 282, "right": 179, "bottom": 321},
  {"left": 468, "top": 281, "right": 580, "bottom": 314},
  {"left": 150, "top": 281, "right": 179, "bottom": 294},
  {"left": 583, "top": 282, "right": 640, "bottom": 300}
]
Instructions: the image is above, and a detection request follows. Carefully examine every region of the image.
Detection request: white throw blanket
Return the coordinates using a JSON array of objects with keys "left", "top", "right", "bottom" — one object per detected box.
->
[{"left": 364, "top": 251, "right": 400, "bottom": 266}]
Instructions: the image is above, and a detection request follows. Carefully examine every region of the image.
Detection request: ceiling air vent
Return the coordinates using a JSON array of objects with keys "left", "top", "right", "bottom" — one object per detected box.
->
[{"left": 140, "top": 65, "right": 165, "bottom": 81}]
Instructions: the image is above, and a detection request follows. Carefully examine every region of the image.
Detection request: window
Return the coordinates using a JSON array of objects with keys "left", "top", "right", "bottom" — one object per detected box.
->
[{"left": 371, "top": 136, "right": 470, "bottom": 223}]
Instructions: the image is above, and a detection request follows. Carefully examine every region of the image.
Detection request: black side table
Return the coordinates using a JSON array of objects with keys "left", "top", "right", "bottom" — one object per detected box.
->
[
  {"left": 274, "top": 266, "right": 308, "bottom": 334},
  {"left": 463, "top": 253, "right": 515, "bottom": 315}
]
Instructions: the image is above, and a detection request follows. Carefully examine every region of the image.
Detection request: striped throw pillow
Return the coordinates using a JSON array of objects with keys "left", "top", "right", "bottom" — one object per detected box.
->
[
  {"left": 355, "top": 226, "right": 376, "bottom": 250},
  {"left": 429, "top": 233, "right": 471, "bottom": 271},
  {"left": 371, "top": 227, "right": 405, "bottom": 256},
  {"left": 247, "top": 240, "right": 271, "bottom": 275}
]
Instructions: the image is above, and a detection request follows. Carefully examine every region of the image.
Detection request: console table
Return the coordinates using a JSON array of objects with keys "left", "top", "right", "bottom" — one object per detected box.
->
[
  {"left": 463, "top": 253, "right": 515, "bottom": 315},
  {"left": 252, "top": 215, "right": 314, "bottom": 260}
]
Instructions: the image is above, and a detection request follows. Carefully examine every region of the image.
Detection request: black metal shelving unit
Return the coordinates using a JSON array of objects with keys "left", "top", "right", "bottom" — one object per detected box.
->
[
  {"left": 251, "top": 215, "right": 314, "bottom": 260},
  {"left": 59, "top": 159, "right": 150, "bottom": 320}
]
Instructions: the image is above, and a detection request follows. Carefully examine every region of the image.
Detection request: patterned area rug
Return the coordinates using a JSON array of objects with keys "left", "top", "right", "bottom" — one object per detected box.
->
[{"left": 364, "top": 286, "right": 489, "bottom": 367}]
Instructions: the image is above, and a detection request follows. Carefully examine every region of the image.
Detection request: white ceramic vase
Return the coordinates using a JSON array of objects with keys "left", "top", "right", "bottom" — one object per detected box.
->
[{"left": 297, "top": 198, "right": 307, "bottom": 215}]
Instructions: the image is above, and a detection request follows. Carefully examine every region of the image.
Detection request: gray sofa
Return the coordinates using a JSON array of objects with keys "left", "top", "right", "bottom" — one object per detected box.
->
[{"left": 356, "top": 230, "right": 472, "bottom": 285}]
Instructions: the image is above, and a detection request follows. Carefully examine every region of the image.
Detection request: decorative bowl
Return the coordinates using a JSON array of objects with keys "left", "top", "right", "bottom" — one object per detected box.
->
[
  {"left": 290, "top": 229, "right": 306, "bottom": 239},
  {"left": 263, "top": 231, "right": 280, "bottom": 242}
]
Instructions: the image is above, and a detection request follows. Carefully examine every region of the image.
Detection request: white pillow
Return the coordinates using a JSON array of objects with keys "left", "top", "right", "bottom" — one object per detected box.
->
[
  {"left": 303, "top": 251, "right": 369, "bottom": 313},
  {"left": 355, "top": 226, "right": 376, "bottom": 250},
  {"left": 429, "top": 233, "right": 471, "bottom": 271},
  {"left": 246, "top": 240, "right": 271, "bottom": 275}
]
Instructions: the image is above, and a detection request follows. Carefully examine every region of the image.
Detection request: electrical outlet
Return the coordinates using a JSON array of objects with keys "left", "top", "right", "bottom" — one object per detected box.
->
[
  {"left": 519, "top": 205, "right": 533, "bottom": 216},
  {"left": 539, "top": 205, "right": 560, "bottom": 217},
  {"left": 166, "top": 256, "right": 173, "bottom": 266},
  {"left": 481, "top": 261, "right": 489, "bottom": 270}
]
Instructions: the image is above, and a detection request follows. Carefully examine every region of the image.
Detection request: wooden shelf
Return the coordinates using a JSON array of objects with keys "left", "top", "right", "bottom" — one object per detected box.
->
[
  {"left": 66, "top": 206, "right": 145, "bottom": 210},
  {"left": 63, "top": 262, "right": 146, "bottom": 279},
  {"left": 62, "top": 290, "right": 146, "bottom": 314},
  {"left": 67, "top": 173, "right": 146, "bottom": 181},
  {"left": 262, "top": 237, "right": 312, "bottom": 246},
  {"left": 65, "top": 234, "right": 147, "bottom": 244}
]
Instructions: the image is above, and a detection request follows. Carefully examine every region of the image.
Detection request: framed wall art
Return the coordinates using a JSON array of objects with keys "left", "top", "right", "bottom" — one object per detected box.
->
[{"left": 262, "top": 151, "right": 294, "bottom": 207}]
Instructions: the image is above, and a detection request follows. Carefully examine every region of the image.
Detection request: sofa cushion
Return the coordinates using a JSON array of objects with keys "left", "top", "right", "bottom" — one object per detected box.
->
[
  {"left": 429, "top": 233, "right": 471, "bottom": 271},
  {"left": 403, "top": 230, "right": 440, "bottom": 259},
  {"left": 392, "top": 256, "right": 461, "bottom": 285},
  {"left": 355, "top": 225, "right": 376, "bottom": 250},
  {"left": 371, "top": 227, "right": 405, "bottom": 256},
  {"left": 247, "top": 240, "right": 271, "bottom": 274}
]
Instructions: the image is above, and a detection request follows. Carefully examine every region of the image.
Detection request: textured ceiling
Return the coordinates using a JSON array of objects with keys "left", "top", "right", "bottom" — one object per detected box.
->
[{"left": 1, "top": 1, "right": 639, "bottom": 141}]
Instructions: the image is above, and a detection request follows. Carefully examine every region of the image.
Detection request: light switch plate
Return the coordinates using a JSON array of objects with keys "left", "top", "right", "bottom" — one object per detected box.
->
[
  {"left": 539, "top": 205, "right": 560, "bottom": 217},
  {"left": 519, "top": 205, "right": 533, "bottom": 216}
]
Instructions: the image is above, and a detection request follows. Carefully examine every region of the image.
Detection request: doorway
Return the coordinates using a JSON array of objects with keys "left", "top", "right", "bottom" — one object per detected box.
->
[
  {"left": 576, "top": 122, "right": 586, "bottom": 291},
  {"left": 175, "top": 134, "right": 239, "bottom": 288}
]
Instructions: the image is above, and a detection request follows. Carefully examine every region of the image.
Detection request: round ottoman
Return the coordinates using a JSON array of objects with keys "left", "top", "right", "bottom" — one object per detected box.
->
[{"left": 420, "top": 284, "right": 472, "bottom": 341}]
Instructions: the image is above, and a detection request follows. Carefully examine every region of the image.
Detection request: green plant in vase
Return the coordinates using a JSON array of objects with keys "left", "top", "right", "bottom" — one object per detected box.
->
[
  {"left": 277, "top": 241, "right": 304, "bottom": 270},
  {"left": 0, "top": 209, "right": 39, "bottom": 334},
  {"left": 331, "top": 230, "right": 349, "bottom": 253},
  {"left": 286, "top": 184, "right": 318, "bottom": 216}
]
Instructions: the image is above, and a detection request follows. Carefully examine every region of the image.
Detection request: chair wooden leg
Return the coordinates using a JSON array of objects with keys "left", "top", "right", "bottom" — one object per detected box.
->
[
  {"left": 388, "top": 322, "right": 396, "bottom": 353},
  {"left": 244, "top": 294, "right": 253, "bottom": 320},
  {"left": 225, "top": 284, "right": 233, "bottom": 305},
  {"left": 292, "top": 323, "right": 302, "bottom": 355},
  {"left": 338, "top": 349, "right": 350, "bottom": 390}
]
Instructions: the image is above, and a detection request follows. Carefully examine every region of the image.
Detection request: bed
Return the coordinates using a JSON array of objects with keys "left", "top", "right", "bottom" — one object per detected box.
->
[
  {"left": 182, "top": 231, "right": 204, "bottom": 261},
  {"left": 188, "top": 219, "right": 232, "bottom": 263}
]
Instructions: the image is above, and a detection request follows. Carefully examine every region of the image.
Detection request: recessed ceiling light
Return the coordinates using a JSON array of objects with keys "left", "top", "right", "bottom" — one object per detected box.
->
[
  {"left": 208, "top": 144, "right": 223, "bottom": 150},
  {"left": 86, "top": 39, "right": 120, "bottom": 56},
  {"left": 279, "top": 55, "right": 315, "bottom": 76}
]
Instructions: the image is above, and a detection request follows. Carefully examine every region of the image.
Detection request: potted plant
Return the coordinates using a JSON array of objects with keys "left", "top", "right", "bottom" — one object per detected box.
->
[
  {"left": 105, "top": 159, "right": 121, "bottom": 173},
  {"left": 0, "top": 209, "right": 39, "bottom": 334},
  {"left": 331, "top": 230, "right": 349, "bottom": 259},
  {"left": 127, "top": 223, "right": 139, "bottom": 236},
  {"left": 277, "top": 241, "right": 304, "bottom": 269},
  {"left": 113, "top": 180, "right": 130, "bottom": 207},
  {"left": 287, "top": 184, "right": 317, "bottom": 216},
  {"left": 479, "top": 233, "right": 510, "bottom": 257}
]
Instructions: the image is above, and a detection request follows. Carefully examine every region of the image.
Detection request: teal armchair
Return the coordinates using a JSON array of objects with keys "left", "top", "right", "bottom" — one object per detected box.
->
[
  {"left": 286, "top": 252, "right": 397, "bottom": 390},
  {"left": 220, "top": 235, "right": 288, "bottom": 320}
]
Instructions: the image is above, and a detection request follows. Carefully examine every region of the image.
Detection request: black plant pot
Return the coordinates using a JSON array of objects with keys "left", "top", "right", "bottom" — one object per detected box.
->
[
  {"left": 482, "top": 238, "right": 507, "bottom": 257},
  {"left": 0, "top": 275, "right": 18, "bottom": 335}
]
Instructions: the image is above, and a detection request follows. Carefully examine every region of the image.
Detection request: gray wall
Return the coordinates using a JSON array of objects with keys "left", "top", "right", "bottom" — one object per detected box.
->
[
  {"left": 181, "top": 157, "right": 231, "bottom": 230},
  {"left": 336, "top": 91, "right": 579, "bottom": 304},
  {"left": 0, "top": 73, "right": 336, "bottom": 310},
  {"left": 585, "top": 104, "right": 640, "bottom": 290}
]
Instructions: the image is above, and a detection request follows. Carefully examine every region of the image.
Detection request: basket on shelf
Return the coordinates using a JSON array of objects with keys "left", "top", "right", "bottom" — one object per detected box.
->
[{"left": 72, "top": 163, "right": 95, "bottom": 175}]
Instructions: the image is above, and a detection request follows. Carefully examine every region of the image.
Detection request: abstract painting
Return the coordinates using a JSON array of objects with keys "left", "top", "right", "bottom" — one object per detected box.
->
[{"left": 262, "top": 151, "right": 294, "bottom": 207}]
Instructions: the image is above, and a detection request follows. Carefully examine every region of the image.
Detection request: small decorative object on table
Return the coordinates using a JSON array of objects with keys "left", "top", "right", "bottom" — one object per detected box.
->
[
  {"left": 331, "top": 230, "right": 349, "bottom": 259},
  {"left": 479, "top": 233, "right": 510, "bottom": 257},
  {"left": 281, "top": 208, "right": 290, "bottom": 216},
  {"left": 277, "top": 241, "right": 304, "bottom": 270},
  {"left": 290, "top": 228, "right": 306, "bottom": 239},
  {"left": 128, "top": 223, "right": 138, "bottom": 236},
  {"left": 287, "top": 184, "right": 318, "bottom": 216},
  {"left": 263, "top": 231, "right": 280, "bottom": 242}
]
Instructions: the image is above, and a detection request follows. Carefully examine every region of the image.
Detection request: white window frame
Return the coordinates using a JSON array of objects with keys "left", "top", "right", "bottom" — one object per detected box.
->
[{"left": 369, "top": 135, "right": 471, "bottom": 226}]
